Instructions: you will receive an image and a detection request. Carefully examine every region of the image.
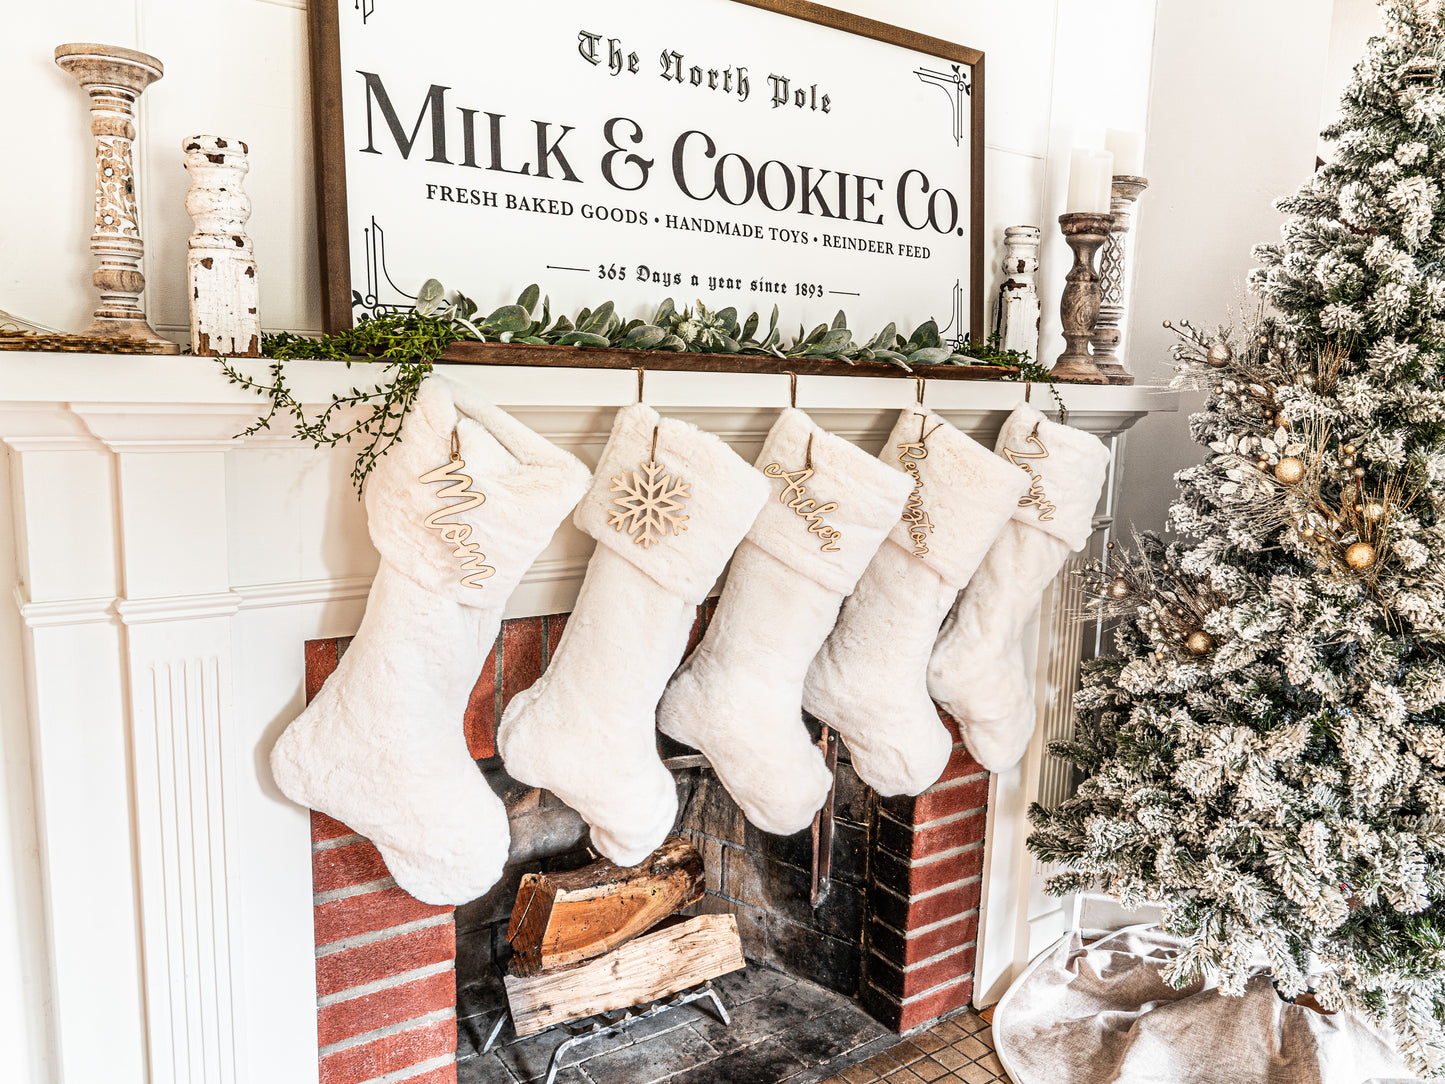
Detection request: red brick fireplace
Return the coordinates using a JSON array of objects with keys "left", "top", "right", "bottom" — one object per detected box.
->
[{"left": 301, "top": 606, "right": 989, "bottom": 1084}]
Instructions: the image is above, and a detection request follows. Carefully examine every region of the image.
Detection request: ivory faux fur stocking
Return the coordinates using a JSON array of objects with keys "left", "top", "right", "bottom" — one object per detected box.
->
[
  {"left": 497, "top": 403, "right": 769, "bottom": 867},
  {"left": 270, "top": 377, "right": 591, "bottom": 904},
  {"left": 803, "top": 410, "right": 1029, "bottom": 796},
  {"left": 927, "top": 403, "right": 1110, "bottom": 772},
  {"left": 658, "top": 408, "right": 913, "bottom": 835}
]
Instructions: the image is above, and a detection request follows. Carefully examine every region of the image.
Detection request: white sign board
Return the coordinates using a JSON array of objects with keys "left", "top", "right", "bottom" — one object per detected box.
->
[{"left": 313, "top": 0, "right": 983, "bottom": 342}]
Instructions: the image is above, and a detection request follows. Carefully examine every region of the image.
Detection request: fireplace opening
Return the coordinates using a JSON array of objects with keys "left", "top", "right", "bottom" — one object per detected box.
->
[{"left": 304, "top": 604, "right": 988, "bottom": 1084}]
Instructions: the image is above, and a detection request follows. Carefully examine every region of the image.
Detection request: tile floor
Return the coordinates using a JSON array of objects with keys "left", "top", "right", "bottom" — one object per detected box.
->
[
  {"left": 818, "top": 1009, "right": 1009, "bottom": 1084},
  {"left": 455, "top": 964, "right": 1011, "bottom": 1084}
]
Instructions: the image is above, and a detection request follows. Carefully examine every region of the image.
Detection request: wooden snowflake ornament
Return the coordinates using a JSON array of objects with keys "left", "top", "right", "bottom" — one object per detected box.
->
[{"left": 608, "top": 428, "right": 691, "bottom": 549}]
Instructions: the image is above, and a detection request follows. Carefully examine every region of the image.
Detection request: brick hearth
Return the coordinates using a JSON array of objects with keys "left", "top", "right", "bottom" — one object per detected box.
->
[{"left": 300, "top": 609, "right": 990, "bottom": 1084}]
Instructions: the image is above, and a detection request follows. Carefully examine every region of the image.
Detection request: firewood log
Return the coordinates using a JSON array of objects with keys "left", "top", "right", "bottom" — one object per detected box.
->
[
  {"left": 506, "top": 835, "right": 705, "bottom": 976},
  {"left": 504, "top": 914, "right": 744, "bottom": 1036}
]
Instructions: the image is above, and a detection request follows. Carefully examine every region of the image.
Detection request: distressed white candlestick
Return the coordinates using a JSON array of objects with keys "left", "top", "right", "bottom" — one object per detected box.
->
[
  {"left": 55, "top": 42, "right": 178, "bottom": 353},
  {"left": 183, "top": 135, "right": 261, "bottom": 356},
  {"left": 995, "top": 226, "right": 1041, "bottom": 361}
]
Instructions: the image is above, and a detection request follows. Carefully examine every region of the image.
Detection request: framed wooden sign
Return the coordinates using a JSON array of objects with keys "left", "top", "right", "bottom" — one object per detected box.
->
[{"left": 308, "top": 0, "right": 984, "bottom": 346}]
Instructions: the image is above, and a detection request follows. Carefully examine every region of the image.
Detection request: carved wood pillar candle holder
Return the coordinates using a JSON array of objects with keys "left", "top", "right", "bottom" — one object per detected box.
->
[
  {"left": 1049, "top": 212, "right": 1112, "bottom": 384},
  {"left": 55, "top": 42, "right": 177, "bottom": 353},
  {"left": 183, "top": 136, "right": 261, "bottom": 357},
  {"left": 1089, "top": 176, "right": 1149, "bottom": 385}
]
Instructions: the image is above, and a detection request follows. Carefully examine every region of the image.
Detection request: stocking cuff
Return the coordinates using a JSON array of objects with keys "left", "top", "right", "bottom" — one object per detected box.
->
[
  {"left": 882, "top": 410, "right": 1031, "bottom": 589},
  {"left": 574, "top": 403, "right": 769, "bottom": 601},
  {"left": 365, "top": 376, "right": 592, "bottom": 605},
  {"left": 994, "top": 403, "right": 1110, "bottom": 552},
  {"left": 747, "top": 408, "right": 913, "bottom": 595}
]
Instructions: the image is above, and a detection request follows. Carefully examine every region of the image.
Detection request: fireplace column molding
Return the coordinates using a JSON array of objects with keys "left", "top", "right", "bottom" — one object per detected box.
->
[{"left": 0, "top": 400, "right": 302, "bottom": 1084}]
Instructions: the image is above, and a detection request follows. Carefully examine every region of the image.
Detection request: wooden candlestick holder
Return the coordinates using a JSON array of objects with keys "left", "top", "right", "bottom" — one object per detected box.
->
[
  {"left": 1090, "top": 176, "right": 1149, "bottom": 385},
  {"left": 55, "top": 42, "right": 177, "bottom": 353},
  {"left": 1049, "top": 212, "right": 1113, "bottom": 384}
]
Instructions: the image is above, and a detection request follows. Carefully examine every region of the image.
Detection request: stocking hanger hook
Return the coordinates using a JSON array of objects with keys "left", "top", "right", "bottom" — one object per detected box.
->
[
  {"left": 636, "top": 366, "right": 646, "bottom": 403},
  {"left": 785, "top": 371, "right": 798, "bottom": 409},
  {"left": 1025, "top": 381, "right": 1033, "bottom": 403},
  {"left": 915, "top": 375, "right": 926, "bottom": 406}
]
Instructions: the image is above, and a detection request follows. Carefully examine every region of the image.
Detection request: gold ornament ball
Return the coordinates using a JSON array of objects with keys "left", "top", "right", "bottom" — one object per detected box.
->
[
  {"left": 1344, "top": 444, "right": 1356, "bottom": 455},
  {"left": 1108, "top": 576, "right": 1132, "bottom": 600},
  {"left": 1345, "top": 542, "right": 1376, "bottom": 571},
  {"left": 1273, "top": 457, "right": 1305, "bottom": 485},
  {"left": 1206, "top": 342, "right": 1233, "bottom": 367},
  {"left": 1185, "top": 630, "right": 1215, "bottom": 656}
]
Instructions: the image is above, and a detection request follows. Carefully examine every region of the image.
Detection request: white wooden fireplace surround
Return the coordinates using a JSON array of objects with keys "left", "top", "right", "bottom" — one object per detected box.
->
[{"left": 0, "top": 352, "right": 1174, "bottom": 1084}]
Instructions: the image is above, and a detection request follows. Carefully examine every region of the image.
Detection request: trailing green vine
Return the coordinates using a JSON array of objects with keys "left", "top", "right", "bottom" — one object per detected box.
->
[{"left": 220, "top": 280, "right": 1056, "bottom": 491}]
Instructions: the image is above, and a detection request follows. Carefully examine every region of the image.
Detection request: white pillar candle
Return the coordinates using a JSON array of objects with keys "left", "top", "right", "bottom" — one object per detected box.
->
[
  {"left": 1095, "top": 150, "right": 1116, "bottom": 213},
  {"left": 1105, "top": 128, "right": 1146, "bottom": 176},
  {"left": 1066, "top": 149, "right": 1114, "bottom": 214}
]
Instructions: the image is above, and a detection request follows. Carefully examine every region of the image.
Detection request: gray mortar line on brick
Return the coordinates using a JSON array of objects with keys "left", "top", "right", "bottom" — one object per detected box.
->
[
  {"left": 314, "top": 876, "right": 398, "bottom": 905},
  {"left": 920, "top": 771, "right": 990, "bottom": 796},
  {"left": 898, "top": 969, "right": 972, "bottom": 1005},
  {"left": 870, "top": 941, "right": 972, "bottom": 972},
  {"left": 878, "top": 805, "right": 983, "bottom": 834},
  {"left": 871, "top": 874, "right": 981, "bottom": 905},
  {"left": 318, "top": 1007, "right": 455, "bottom": 1058},
  {"left": 908, "top": 842, "right": 982, "bottom": 868},
  {"left": 364, "top": 1053, "right": 459, "bottom": 1084},
  {"left": 316, "top": 912, "right": 452, "bottom": 958},
  {"left": 871, "top": 907, "right": 981, "bottom": 941},
  {"left": 316, "top": 960, "right": 455, "bottom": 1007},
  {"left": 312, "top": 832, "right": 366, "bottom": 852}
]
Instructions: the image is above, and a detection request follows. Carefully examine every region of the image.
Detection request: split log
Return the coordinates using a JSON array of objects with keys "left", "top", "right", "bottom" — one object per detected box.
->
[
  {"left": 504, "top": 913, "right": 745, "bottom": 1036},
  {"left": 506, "top": 835, "right": 704, "bottom": 976}
]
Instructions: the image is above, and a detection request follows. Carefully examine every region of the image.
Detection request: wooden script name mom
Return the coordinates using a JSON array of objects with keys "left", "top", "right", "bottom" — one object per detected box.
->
[{"left": 310, "top": 0, "right": 983, "bottom": 337}]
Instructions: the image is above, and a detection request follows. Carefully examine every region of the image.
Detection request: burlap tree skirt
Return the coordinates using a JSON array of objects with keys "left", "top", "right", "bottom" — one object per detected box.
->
[{"left": 992, "top": 926, "right": 1418, "bottom": 1083}]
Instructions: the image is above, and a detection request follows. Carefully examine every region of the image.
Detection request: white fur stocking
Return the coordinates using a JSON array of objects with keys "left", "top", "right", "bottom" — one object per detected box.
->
[
  {"left": 803, "top": 410, "right": 1029, "bottom": 795},
  {"left": 926, "top": 404, "right": 1110, "bottom": 772},
  {"left": 270, "top": 377, "right": 591, "bottom": 904},
  {"left": 497, "top": 403, "right": 768, "bottom": 866},
  {"left": 658, "top": 408, "right": 913, "bottom": 835}
]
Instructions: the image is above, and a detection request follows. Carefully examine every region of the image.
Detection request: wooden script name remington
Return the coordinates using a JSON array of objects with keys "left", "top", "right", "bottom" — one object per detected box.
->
[{"left": 311, "top": 0, "right": 984, "bottom": 337}]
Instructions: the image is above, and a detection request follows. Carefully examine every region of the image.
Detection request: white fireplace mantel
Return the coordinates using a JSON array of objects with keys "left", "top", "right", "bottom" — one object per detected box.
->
[{"left": 0, "top": 351, "right": 1175, "bottom": 1084}]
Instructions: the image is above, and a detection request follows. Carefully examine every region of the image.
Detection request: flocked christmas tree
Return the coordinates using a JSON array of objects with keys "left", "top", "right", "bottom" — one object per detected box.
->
[{"left": 1028, "top": 0, "right": 1445, "bottom": 1072}]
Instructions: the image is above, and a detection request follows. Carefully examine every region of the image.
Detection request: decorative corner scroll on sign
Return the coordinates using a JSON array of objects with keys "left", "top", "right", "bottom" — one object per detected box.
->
[
  {"left": 764, "top": 433, "right": 843, "bottom": 552},
  {"left": 896, "top": 413, "right": 943, "bottom": 557},
  {"left": 1002, "top": 422, "right": 1056, "bottom": 521},
  {"left": 608, "top": 426, "right": 692, "bottom": 549},
  {"left": 419, "top": 436, "right": 496, "bottom": 588}
]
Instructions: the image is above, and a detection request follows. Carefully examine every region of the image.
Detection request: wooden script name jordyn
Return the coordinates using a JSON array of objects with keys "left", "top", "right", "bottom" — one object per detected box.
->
[
  {"left": 1001, "top": 422, "right": 1057, "bottom": 522},
  {"left": 763, "top": 461, "right": 842, "bottom": 552},
  {"left": 419, "top": 454, "right": 496, "bottom": 588}
]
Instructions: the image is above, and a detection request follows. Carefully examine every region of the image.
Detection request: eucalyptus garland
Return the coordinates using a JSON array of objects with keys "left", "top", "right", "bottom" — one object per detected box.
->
[{"left": 219, "top": 280, "right": 1049, "bottom": 491}]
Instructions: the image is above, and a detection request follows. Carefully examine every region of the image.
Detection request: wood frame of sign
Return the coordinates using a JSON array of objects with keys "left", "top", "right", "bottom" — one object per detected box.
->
[{"left": 307, "top": 0, "right": 987, "bottom": 377}]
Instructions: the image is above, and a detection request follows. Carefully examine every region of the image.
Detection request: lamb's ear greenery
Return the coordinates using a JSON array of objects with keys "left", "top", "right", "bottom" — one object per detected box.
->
[{"left": 224, "top": 282, "right": 1053, "bottom": 491}]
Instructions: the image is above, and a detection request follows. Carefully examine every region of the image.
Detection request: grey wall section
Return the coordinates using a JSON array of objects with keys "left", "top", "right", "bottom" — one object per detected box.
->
[{"left": 1112, "top": 0, "right": 1337, "bottom": 540}]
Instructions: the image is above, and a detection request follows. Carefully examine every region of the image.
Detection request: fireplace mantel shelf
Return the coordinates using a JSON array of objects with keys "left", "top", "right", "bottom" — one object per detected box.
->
[
  {"left": 0, "top": 348, "right": 1176, "bottom": 1084},
  {"left": 1, "top": 350, "right": 1176, "bottom": 428}
]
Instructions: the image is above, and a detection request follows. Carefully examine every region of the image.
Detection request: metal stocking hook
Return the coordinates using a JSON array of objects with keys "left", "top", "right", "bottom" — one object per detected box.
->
[
  {"left": 1025, "top": 381, "right": 1033, "bottom": 404},
  {"left": 786, "top": 371, "right": 798, "bottom": 409},
  {"left": 636, "top": 366, "right": 646, "bottom": 404}
]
